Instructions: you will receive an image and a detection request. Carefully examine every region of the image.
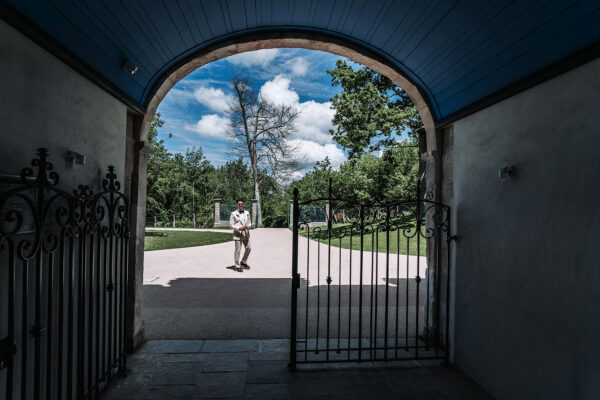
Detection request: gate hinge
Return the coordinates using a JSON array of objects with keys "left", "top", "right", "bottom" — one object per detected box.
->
[{"left": 0, "top": 337, "right": 17, "bottom": 371}]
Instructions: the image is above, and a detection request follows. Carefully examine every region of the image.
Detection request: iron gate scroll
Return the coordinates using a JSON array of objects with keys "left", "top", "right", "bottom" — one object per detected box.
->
[
  {"left": 0, "top": 149, "right": 130, "bottom": 399},
  {"left": 289, "top": 184, "right": 452, "bottom": 367}
]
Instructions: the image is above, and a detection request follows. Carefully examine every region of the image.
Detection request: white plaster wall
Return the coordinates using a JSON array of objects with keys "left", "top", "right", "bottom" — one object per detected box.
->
[
  {"left": 0, "top": 20, "right": 127, "bottom": 190},
  {"left": 452, "top": 57, "right": 600, "bottom": 399}
]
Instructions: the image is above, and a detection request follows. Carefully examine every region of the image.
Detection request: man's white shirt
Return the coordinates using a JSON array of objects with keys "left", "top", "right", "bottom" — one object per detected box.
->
[{"left": 229, "top": 209, "right": 251, "bottom": 240}]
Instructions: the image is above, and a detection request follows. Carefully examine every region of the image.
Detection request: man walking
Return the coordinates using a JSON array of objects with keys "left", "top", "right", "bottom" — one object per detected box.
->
[{"left": 229, "top": 199, "right": 251, "bottom": 272}]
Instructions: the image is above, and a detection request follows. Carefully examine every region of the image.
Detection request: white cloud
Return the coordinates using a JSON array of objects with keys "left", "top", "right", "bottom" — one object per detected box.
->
[
  {"left": 182, "top": 74, "right": 345, "bottom": 174},
  {"left": 259, "top": 76, "right": 335, "bottom": 144},
  {"left": 259, "top": 75, "right": 299, "bottom": 106},
  {"left": 283, "top": 57, "right": 309, "bottom": 76},
  {"left": 295, "top": 100, "right": 335, "bottom": 144},
  {"left": 291, "top": 139, "right": 346, "bottom": 169},
  {"left": 162, "top": 88, "right": 195, "bottom": 106},
  {"left": 185, "top": 114, "right": 229, "bottom": 138},
  {"left": 193, "top": 87, "right": 232, "bottom": 112},
  {"left": 226, "top": 49, "right": 280, "bottom": 67}
]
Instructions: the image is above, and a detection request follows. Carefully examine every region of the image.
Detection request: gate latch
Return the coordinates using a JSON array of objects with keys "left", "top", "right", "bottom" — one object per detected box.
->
[{"left": 0, "top": 337, "right": 17, "bottom": 371}]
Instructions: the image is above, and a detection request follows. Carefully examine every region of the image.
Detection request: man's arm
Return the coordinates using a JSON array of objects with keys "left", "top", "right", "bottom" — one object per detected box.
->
[{"left": 229, "top": 212, "right": 240, "bottom": 231}]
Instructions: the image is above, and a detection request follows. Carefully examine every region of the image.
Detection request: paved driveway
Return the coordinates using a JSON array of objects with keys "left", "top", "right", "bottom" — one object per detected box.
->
[{"left": 143, "top": 228, "right": 428, "bottom": 340}]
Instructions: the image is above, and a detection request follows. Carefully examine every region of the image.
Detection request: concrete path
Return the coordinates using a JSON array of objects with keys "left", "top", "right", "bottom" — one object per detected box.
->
[
  {"left": 102, "top": 339, "right": 492, "bottom": 400},
  {"left": 144, "top": 228, "right": 429, "bottom": 340}
]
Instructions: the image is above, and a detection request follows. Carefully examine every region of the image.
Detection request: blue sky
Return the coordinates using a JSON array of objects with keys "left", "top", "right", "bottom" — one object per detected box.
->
[{"left": 156, "top": 48, "right": 358, "bottom": 175}]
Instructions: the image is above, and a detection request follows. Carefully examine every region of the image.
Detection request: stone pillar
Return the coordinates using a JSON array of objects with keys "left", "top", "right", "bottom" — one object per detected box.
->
[
  {"left": 125, "top": 113, "right": 151, "bottom": 352},
  {"left": 251, "top": 199, "right": 257, "bottom": 227},
  {"left": 289, "top": 199, "right": 294, "bottom": 228},
  {"left": 325, "top": 200, "right": 330, "bottom": 223},
  {"left": 213, "top": 198, "right": 222, "bottom": 227}
]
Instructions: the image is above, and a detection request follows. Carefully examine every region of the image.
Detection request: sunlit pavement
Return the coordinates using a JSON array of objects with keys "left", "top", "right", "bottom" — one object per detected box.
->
[{"left": 143, "top": 228, "right": 428, "bottom": 340}]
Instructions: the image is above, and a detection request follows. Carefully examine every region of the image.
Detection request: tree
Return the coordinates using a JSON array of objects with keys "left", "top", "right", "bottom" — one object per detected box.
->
[
  {"left": 289, "top": 157, "right": 334, "bottom": 201},
  {"left": 146, "top": 113, "right": 174, "bottom": 220},
  {"left": 226, "top": 75, "right": 301, "bottom": 227},
  {"left": 292, "top": 144, "right": 418, "bottom": 204},
  {"left": 327, "top": 60, "right": 422, "bottom": 159}
]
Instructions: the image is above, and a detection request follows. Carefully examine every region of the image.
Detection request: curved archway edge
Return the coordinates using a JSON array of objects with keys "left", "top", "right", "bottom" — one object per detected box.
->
[
  {"left": 127, "top": 33, "right": 445, "bottom": 350},
  {"left": 140, "top": 32, "right": 437, "bottom": 152}
]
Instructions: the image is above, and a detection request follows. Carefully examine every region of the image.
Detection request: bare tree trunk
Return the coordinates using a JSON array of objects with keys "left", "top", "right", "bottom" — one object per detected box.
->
[
  {"left": 227, "top": 75, "right": 301, "bottom": 229},
  {"left": 253, "top": 170, "right": 261, "bottom": 228}
]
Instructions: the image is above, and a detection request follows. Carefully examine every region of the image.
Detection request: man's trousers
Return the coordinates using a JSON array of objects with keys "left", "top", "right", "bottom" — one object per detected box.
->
[{"left": 234, "top": 236, "right": 251, "bottom": 266}]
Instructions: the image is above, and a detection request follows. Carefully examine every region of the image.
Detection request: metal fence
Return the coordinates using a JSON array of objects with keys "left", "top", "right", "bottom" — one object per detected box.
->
[
  {"left": 289, "top": 183, "right": 453, "bottom": 368},
  {"left": 298, "top": 205, "right": 326, "bottom": 223},
  {"left": 0, "top": 149, "right": 129, "bottom": 399},
  {"left": 219, "top": 204, "right": 251, "bottom": 222},
  {"left": 145, "top": 214, "right": 214, "bottom": 229}
]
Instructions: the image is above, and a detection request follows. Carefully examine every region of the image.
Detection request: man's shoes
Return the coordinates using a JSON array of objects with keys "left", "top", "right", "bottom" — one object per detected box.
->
[
  {"left": 241, "top": 262, "right": 250, "bottom": 270},
  {"left": 234, "top": 265, "right": 244, "bottom": 272}
]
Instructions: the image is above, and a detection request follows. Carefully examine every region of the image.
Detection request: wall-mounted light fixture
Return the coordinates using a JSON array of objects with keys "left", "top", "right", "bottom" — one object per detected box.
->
[
  {"left": 123, "top": 60, "right": 138, "bottom": 75},
  {"left": 67, "top": 151, "right": 86, "bottom": 165},
  {"left": 498, "top": 166, "right": 514, "bottom": 179}
]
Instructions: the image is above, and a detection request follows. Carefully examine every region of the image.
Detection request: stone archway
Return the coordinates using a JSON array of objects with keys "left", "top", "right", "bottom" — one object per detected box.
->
[{"left": 126, "top": 32, "right": 445, "bottom": 351}]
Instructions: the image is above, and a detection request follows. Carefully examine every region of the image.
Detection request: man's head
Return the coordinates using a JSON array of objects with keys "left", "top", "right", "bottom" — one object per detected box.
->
[{"left": 237, "top": 199, "right": 244, "bottom": 211}]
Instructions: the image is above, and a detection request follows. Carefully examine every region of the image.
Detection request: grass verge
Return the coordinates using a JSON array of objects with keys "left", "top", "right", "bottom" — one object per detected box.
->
[
  {"left": 298, "top": 223, "right": 427, "bottom": 256},
  {"left": 144, "top": 230, "right": 232, "bottom": 251}
]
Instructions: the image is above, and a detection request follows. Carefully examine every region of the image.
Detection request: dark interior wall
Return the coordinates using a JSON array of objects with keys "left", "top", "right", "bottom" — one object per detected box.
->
[
  {"left": 451, "top": 57, "right": 600, "bottom": 399},
  {"left": 0, "top": 20, "right": 127, "bottom": 192}
]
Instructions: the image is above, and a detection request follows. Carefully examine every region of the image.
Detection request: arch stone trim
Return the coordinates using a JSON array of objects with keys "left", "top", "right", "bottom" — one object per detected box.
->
[
  {"left": 141, "top": 32, "right": 437, "bottom": 151},
  {"left": 126, "top": 33, "right": 445, "bottom": 351}
]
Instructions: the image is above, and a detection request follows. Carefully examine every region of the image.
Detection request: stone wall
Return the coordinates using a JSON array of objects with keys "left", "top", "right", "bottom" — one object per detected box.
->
[
  {"left": 0, "top": 20, "right": 127, "bottom": 190},
  {"left": 450, "top": 57, "right": 600, "bottom": 399}
]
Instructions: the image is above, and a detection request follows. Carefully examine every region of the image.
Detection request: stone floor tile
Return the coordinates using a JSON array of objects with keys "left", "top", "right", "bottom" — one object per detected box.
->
[
  {"left": 201, "top": 339, "right": 260, "bottom": 353},
  {"left": 246, "top": 360, "right": 293, "bottom": 384},
  {"left": 126, "top": 353, "right": 166, "bottom": 374},
  {"left": 139, "top": 340, "right": 205, "bottom": 354},
  {"left": 393, "top": 393, "right": 451, "bottom": 400},
  {"left": 249, "top": 351, "right": 290, "bottom": 361},
  {"left": 103, "top": 340, "right": 492, "bottom": 400},
  {"left": 289, "top": 371, "right": 347, "bottom": 397},
  {"left": 102, "top": 374, "right": 160, "bottom": 399},
  {"left": 203, "top": 353, "right": 249, "bottom": 372},
  {"left": 419, "top": 376, "right": 494, "bottom": 400},
  {"left": 337, "top": 369, "right": 393, "bottom": 395},
  {"left": 139, "top": 385, "right": 206, "bottom": 400},
  {"left": 166, "top": 352, "right": 210, "bottom": 363},
  {"left": 150, "top": 362, "right": 204, "bottom": 385},
  {"left": 243, "top": 383, "right": 293, "bottom": 400},
  {"left": 259, "top": 339, "right": 289, "bottom": 352},
  {"left": 195, "top": 372, "right": 247, "bottom": 398}
]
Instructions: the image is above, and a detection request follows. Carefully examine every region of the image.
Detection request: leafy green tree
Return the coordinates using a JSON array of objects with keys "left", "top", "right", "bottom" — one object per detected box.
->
[
  {"left": 146, "top": 113, "right": 174, "bottom": 220},
  {"left": 327, "top": 60, "right": 422, "bottom": 159},
  {"left": 291, "top": 142, "right": 418, "bottom": 204},
  {"left": 289, "top": 157, "right": 333, "bottom": 201}
]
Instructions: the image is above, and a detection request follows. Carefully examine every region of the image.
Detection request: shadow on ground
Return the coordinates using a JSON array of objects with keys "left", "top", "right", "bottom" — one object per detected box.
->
[{"left": 144, "top": 277, "right": 428, "bottom": 340}]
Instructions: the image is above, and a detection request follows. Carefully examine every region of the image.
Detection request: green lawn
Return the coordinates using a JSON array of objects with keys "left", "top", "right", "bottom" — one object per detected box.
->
[
  {"left": 298, "top": 223, "right": 427, "bottom": 256},
  {"left": 144, "top": 230, "right": 232, "bottom": 251}
]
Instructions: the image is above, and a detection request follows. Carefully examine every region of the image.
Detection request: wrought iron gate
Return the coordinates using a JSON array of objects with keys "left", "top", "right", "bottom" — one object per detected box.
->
[
  {"left": 0, "top": 149, "right": 130, "bottom": 399},
  {"left": 289, "top": 181, "right": 452, "bottom": 367}
]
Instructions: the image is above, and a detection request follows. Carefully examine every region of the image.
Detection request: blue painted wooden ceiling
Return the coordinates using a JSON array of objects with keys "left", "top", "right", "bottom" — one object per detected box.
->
[{"left": 7, "top": 0, "right": 600, "bottom": 121}]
